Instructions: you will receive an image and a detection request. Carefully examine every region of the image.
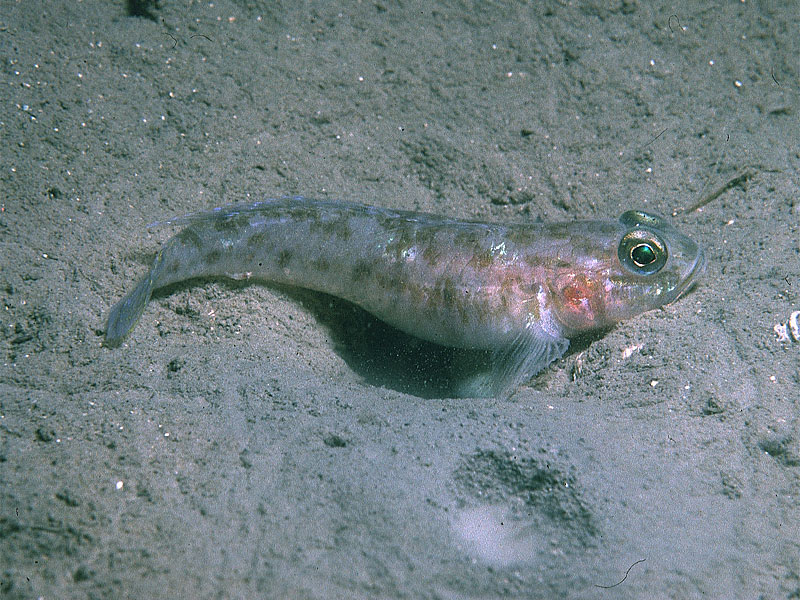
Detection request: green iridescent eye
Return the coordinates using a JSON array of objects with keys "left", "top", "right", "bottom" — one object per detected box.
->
[
  {"left": 630, "top": 243, "right": 656, "bottom": 267},
  {"left": 619, "top": 230, "right": 667, "bottom": 275}
]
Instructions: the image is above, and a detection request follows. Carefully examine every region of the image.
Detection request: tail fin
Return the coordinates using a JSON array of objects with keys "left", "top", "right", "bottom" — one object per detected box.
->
[{"left": 104, "top": 253, "right": 163, "bottom": 347}]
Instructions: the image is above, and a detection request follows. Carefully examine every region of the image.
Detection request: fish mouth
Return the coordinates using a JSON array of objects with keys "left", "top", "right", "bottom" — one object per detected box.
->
[{"left": 672, "top": 247, "right": 706, "bottom": 302}]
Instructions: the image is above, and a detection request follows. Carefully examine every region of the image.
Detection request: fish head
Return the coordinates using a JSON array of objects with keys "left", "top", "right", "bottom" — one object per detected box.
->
[{"left": 547, "top": 210, "right": 705, "bottom": 335}]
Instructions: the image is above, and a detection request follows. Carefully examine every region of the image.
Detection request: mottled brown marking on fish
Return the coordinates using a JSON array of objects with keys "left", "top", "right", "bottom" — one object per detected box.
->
[
  {"left": 312, "top": 257, "right": 331, "bottom": 272},
  {"left": 165, "top": 256, "right": 183, "bottom": 275},
  {"left": 177, "top": 228, "right": 203, "bottom": 249},
  {"left": 385, "top": 229, "right": 415, "bottom": 262},
  {"left": 422, "top": 241, "right": 443, "bottom": 264},
  {"left": 277, "top": 249, "right": 293, "bottom": 269},
  {"left": 213, "top": 214, "right": 250, "bottom": 233},
  {"left": 414, "top": 227, "right": 438, "bottom": 248},
  {"left": 310, "top": 217, "right": 352, "bottom": 241},
  {"left": 204, "top": 249, "right": 222, "bottom": 265},
  {"left": 288, "top": 206, "right": 315, "bottom": 221},
  {"left": 351, "top": 260, "right": 374, "bottom": 282},
  {"left": 247, "top": 232, "right": 270, "bottom": 249},
  {"left": 468, "top": 248, "right": 495, "bottom": 269}
]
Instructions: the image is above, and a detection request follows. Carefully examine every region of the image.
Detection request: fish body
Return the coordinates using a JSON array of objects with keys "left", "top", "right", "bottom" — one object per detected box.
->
[{"left": 105, "top": 198, "right": 704, "bottom": 397}]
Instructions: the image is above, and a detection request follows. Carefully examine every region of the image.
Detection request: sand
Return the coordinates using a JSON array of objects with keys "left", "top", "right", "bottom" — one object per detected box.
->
[{"left": 2, "top": 1, "right": 799, "bottom": 598}]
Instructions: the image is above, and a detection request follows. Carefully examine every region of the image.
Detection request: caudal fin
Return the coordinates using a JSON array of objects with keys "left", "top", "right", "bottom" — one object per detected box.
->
[{"left": 104, "top": 257, "right": 163, "bottom": 347}]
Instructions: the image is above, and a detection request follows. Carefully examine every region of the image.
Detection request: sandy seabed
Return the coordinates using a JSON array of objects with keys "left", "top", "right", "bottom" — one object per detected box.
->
[{"left": 2, "top": 2, "right": 799, "bottom": 598}]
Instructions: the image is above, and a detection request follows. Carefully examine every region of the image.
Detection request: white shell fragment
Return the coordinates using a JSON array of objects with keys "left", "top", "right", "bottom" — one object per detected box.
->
[{"left": 774, "top": 310, "right": 800, "bottom": 342}]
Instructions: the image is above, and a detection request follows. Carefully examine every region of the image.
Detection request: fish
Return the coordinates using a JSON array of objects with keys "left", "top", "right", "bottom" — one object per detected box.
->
[{"left": 104, "top": 198, "right": 704, "bottom": 397}]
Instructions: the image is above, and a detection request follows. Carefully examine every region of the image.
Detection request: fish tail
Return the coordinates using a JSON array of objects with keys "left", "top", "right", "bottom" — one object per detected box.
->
[{"left": 104, "top": 252, "right": 164, "bottom": 347}]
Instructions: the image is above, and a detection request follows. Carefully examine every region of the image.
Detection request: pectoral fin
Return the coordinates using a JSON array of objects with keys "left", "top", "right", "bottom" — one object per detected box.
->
[{"left": 455, "top": 328, "right": 569, "bottom": 398}]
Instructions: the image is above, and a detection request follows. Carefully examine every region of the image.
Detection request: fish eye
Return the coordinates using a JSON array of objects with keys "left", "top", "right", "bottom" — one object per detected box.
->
[
  {"left": 619, "top": 230, "right": 667, "bottom": 275},
  {"left": 630, "top": 243, "right": 656, "bottom": 267}
]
